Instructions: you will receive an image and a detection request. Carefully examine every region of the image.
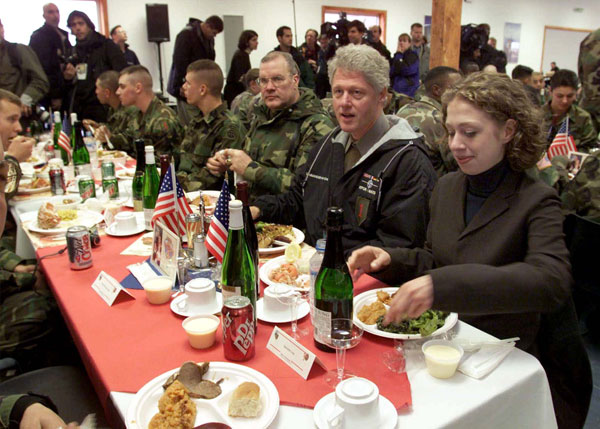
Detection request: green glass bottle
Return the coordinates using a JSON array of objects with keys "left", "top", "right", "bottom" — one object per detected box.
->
[
  {"left": 221, "top": 200, "right": 257, "bottom": 331},
  {"left": 70, "top": 113, "right": 78, "bottom": 152},
  {"left": 72, "top": 120, "right": 91, "bottom": 177},
  {"left": 142, "top": 145, "right": 160, "bottom": 230},
  {"left": 313, "top": 207, "right": 354, "bottom": 352},
  {"left": 52, "top": 112, "right": 69, "bottom": 165},
  {"left": 132, "top": 139, "right": 146, "bottom": 212}
]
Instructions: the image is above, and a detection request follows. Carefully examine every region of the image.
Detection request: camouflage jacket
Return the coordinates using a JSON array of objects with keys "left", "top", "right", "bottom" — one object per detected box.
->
[
  {"left": 541, "top": 101, "right": 598, "bottom": 153},
  {"left": 231, "top": 91, "right": 260, "bottom": 131},
  {"left": 0, "top": 249, "right": 34, "bottom": 300},
  {"left": 242, "top": 88, "right": 334, "bottom": 197},
  {"left": 558, "top": 151, "right": 600, "bottom": 222},
  {"left": 106, "top": 104, "right": 139, "bottom": 156},
  {"left": 397, "top": 95, "right": 457, "bottom": 177},
  {"left": 122, "top": 96, "right": 183, "bottom": 158},
  {"left": 579, "top": 28, "right": 600, "bottom": 131},
  {"left": 176, "top": 104, "right": 245, "bottom": 192}
]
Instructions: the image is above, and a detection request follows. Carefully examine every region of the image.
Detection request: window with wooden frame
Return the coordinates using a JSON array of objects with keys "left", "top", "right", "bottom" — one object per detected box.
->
[{"left": 321, "top": 6, "right": 387, "bottom": 44}]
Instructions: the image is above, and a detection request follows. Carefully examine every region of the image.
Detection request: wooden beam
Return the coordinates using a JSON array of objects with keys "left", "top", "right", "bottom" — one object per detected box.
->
[{"left": 430, "top": 0, "right": 462, "bottom": 69}]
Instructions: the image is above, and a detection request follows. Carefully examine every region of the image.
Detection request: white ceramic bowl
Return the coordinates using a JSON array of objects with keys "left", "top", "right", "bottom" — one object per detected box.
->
[{"left": 49, "top": 194, "right": 82, "bottom": 210}]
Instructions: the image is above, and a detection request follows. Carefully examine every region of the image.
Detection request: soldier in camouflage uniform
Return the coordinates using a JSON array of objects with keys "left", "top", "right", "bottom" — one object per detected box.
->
[
  {"left": 207, "top": 52, "right": 334, "bottom": 197},
  {"left": 176, "top": 60, "right": 246, "bottom": 192},
  {"left": 397, "top": 66, "right": 461, "bottom": 176},
  {"left": 542, "top": 69, "right": 598, "bottom": 153},
  {"left": 115, "top": 66, "right": 183, "bottom": 158},
  {"left": 83, "top": 70, "right": 138, "bottom": 156},
  {"left": 579, "top": 28, "right": 600, "bottom": 133}
]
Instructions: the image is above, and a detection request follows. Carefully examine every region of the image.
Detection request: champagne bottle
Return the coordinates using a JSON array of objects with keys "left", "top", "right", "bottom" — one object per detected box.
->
[
  {"left": 52, "top": 112, "right": 69, "bottom": 165},
  {"left": 132, "top": 139, "right": 146, "bottom": 212},
  {"left": 72, "top": 120, "right": 91, "bottom": 177},
  {"left": 142, "top": 145, "right": 160, "bottom": 230},
  {"left": 70, "top": 113, "right": 78, "bottom": 152},
  {"left": 221, "top": 200, "right": 257, "bottom": 331},
  {"left": 313, "top": 207, "right": 354, "bottom": 352}
]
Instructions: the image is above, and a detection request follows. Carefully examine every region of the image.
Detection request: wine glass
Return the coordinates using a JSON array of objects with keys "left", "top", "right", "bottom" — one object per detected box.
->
[
  {"left": 382, "top": 339, "right": 406, "bottom": 373},
  {"left": 288, "top": 289, "right": 309, "bottom": 339},
  {"left": 320, "top": 318, "right": 364, "bottom": 388}
]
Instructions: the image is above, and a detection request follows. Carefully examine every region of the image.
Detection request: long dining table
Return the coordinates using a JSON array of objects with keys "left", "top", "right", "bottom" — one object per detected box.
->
[{"left": 15, "top": 190, "right": 558, "bottom": 428}]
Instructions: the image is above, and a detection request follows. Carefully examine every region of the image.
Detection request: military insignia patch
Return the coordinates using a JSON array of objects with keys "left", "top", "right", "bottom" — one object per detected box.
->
[{"left": 357, "top": 173, "right": 380, "bottom": 200}]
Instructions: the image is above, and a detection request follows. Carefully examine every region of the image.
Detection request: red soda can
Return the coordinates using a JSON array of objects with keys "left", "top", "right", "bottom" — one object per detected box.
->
[
  {"left": 49, "top": 167, "right": 66, "bottom": 195},
  {"left": 222, "top": 296, "right": 255, "bottom": 361},
  {"left": 66, "top": 226, "right": 93, "bottom": 270}
]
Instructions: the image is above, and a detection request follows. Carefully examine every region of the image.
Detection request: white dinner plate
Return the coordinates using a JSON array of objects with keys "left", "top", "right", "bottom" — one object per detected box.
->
[
  {"left": 105, "top": 222, "right": 146, "bottom": 237},
  {"left": 353, "top": 287, "right": 458, "bottom": 340},
  {"left": 259, "top": 227, "right": 305, "bottom": 255},
  {"left": 256, "top": 298, "right": 310, "bottom": 324},
  {"left": 170, "top": 292, "right": 223, "bottom": 317},
  {"left": 313, "top": 391, "right": 398, "bottom": 429},
  {"left": 26, "top": 209, "right": 104, "bottom": 235},
  {"left": 259, "top": 255, "right": 310, "bottom": 291},
  {"left": 125, "top": 362, "right": 280, "bottom": 429},
  {"left": 18, "top": 178, "right": 51, "bottom": 194},
  {"left": 186, "top": 190, "right": 232, "bottom": 213}
]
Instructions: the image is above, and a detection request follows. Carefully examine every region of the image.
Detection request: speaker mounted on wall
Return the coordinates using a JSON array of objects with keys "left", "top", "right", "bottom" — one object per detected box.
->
[{"left": 146, "top": 4, "right": 170, "bottom": 42}]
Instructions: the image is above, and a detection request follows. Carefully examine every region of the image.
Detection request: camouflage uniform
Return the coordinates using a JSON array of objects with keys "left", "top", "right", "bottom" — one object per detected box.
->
[
  {"left": 176, "top": 104, "right": 246, "bottom": 192},
  {"left": 242, "top": 88, "right": 334, "bottom": 197},
  {"left": 541, "top": 101, "right": 598, "bottom": 153},
  {"left": 0, "top": 249, "right": 35, "bottom": 297},
  {"left": 105, "top": 104, "right": 139, "bottom": 156},
  {"left": 231, "top": 91, "right": 260, "bottom": 131},
  {"left": 558, "top": 151, "right": 600, "bottom": 222},
  {"left": 397, "top": 95, "right": 457, "bottom": 176},
  {"left": 114, "top": 96, "right": 183, "bottom": 158},
  {"left": 578, "top": 28, "right": 600, "bottom": 133}
]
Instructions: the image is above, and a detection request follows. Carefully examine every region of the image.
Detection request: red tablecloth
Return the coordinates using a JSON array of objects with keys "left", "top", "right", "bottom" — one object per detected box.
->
[{"left": 39, "top": 237, "right": 411, "bottom": 416}]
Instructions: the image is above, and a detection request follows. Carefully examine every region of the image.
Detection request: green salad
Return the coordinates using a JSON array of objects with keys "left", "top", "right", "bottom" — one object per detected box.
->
[{"left": 376, "top": 310, "right": 449, "bottom": 337}]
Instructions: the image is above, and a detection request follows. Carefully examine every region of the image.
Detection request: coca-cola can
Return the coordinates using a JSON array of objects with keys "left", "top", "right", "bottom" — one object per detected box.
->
[
  {"left": 66, "top": 225, "right": 93, "bottom": 270},
  {"left": 49, "top": 167, "right": 66, "bottom": 195},
  {"left": 222, "top": 296, "right": 255, "bottom": 361}
]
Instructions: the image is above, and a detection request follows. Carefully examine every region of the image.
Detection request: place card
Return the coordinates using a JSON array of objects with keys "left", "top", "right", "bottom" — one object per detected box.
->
[
  {"left": 267, "top": 326, "right": 326, "bottom": 380},
  {"left": 92, "top": 271, "right": 135, "bottom": 306}
]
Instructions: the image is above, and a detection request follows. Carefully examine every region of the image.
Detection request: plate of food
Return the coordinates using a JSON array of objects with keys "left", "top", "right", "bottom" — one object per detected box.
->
[
  {"left": 185, "top": 190, "right": 225, "bottom": 212},
  {"left": 18, "top": 177, "right": 51, "bottom": 194},
  {"left": 96, "top": 149, "right": 128, "bottom": 166},
  {"left": 256, "top": 222, "right": 305, "bottom": 255},
  {"left": 26, "top": 202, "right": 104, "bottom": 234},
  {"left": 259, "top": 255, "right": 310, "bottom": 290},
  {"left": 126, "top": 361, "right": 279, "bottom": 429},
  {"left": 115, "top": 167, "right": 136, "bottom": 180},
  {"left": 354, "top": 287, "right": 458, "bottom": 340}
]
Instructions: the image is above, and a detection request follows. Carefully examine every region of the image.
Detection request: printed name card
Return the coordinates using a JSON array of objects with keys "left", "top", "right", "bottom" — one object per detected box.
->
[
  {"left": 92, "top": 271, "right": 135, "bottom": 306},
  {"left": 267, "top": 326, "right": 326, "bottom": 379}
]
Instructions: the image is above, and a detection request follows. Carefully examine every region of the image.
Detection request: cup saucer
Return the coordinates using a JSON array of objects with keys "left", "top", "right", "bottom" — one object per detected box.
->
[
  {"left": 313, "top": 390, "right": 398, "bottom": 429},
  {"left": 105, "top": 222, "right": 145, "bottom": 237},
  {"left": 170, "top": 293, "right": 223, "bottom": 317},
  {"left": 256, "top": 298, "right": 310, "bottom": 324}
]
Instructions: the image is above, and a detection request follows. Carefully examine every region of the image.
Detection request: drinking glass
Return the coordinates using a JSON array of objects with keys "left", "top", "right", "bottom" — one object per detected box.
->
[
  {"left": 382, "top": 339, "right": 406, "bottom": 373},
  {"left": 288, "top": 289, "right": 309, "bottom": 339},
  {"left": 320, "top": 318, "right": 363, "bottom": 388}
]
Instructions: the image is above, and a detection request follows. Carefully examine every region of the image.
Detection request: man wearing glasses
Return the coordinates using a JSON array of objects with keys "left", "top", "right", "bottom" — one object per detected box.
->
[{"left": 208, "top": 51, "right": 334, "bottom": 197}]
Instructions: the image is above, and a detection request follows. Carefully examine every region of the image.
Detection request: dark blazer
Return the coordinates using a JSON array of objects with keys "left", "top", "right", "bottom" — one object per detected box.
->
[
  {"left": 224, "top": 49, "right": 250, "bottom": 107},
  {"left": 377, "top": 168, "right": 572, "bottom": 351}
]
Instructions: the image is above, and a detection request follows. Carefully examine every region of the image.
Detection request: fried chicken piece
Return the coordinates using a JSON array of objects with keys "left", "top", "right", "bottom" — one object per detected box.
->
[
  {"left": 377, "top": 291, "right": 392, "bottom": 305},
  {"left": 357, "top": 301, "right": 387, "bottom": 325},
  {"left": 149, "top": 380, "right": 196, "bottom": 429}
]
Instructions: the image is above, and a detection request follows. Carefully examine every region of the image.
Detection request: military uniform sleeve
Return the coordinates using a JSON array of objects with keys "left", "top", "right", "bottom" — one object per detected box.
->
[
  {"left": 299, "top": 60, "right": 316, "bottom": 90},
  {"left": 16, "top": 45, "right": 49, "bottom": 105},
  {"left": 242, "top": 114, "right": 334, "bottom": 194},
  {"left": 0, "top": 394, "right": 58, "bottom": 429},
  {"left": 146, "top": 112, "right": 184, "bottom": 157},
  {"left": 575, "top": 113, "right": 599, "bottom": 153},
  {"left": 560, "top": 152, "right": 600, "bottom": 221}
]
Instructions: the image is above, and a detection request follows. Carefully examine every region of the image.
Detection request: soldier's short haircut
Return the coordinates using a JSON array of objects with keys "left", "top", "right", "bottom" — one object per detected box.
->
[
  {"left": 424, "top": 66, "right": 461, "bottom": 92},
  {"left": 511, "top": 65, "right": 533, "bottom": 81},
  {"left": 205, "top": 16, "right": 224, "bottom": 32},
  {"left": 410, "top": 23, "right": 423, "bottom": 31},
  {"left": 242, "top": 69, "right": 260, "bottom": 89},
  {"left": 276, "top": 26, "right": 291, "bottom": 39},
  {"left": 120, "top": 65, "right": 153, "bottom": 92},
  {"left": 187, "top": 60, "right": 224, "bottom": 96},
  {"left": 97, "top": 70, "right": 120, "bottom": 93},
  {"left": 550, "top": 69, "right": 578, "bottom": 90},
  {"left": 348, "top": 20, "right": 366, "bottom": 34},
  {"left": 0, "top": 89, "right": 22, "bottom": 108},
  {"left": 328, "top": 44, "right": 390, "bottom": 94},
  {"left": 261, "top": 51, "right": 299, "bottom": 76}
]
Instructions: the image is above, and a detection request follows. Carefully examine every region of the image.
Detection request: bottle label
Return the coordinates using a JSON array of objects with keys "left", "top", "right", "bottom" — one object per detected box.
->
[
  {"left": 133, "top": 199, "right": 143, "bottom": 212},
  {"left": 221, "top": 284, "right": 241, "bottom": 301},
  {"left": 313, "top": 306, "right": 332, "bottom": 344},
  {"left": 144, "top": 208, "right": 154, "bottom": 230}
]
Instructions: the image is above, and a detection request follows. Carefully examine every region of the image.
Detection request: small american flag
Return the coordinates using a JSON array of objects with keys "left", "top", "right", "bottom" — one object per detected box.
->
[
  {"left": 547, "top": 117, "right": 577, "bottom": 160},
  {"left": 51, "top": 125, "right": 72, "bottom": 160},
  {"left": 206, "top": 180, "right": 230, "bottom": 263},
  {"left": 151, "top": 163, "right": 193, "bottom": 235}
]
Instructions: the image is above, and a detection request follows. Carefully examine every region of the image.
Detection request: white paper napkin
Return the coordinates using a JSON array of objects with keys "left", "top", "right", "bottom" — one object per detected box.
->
[
  {"left": 127, "top": 261, "right": 160, "bottom": 285},
  {"left": 458, "top": 342, "right": 515, "bottom": 379},
  {"left": 121, "top": 232, "right": 153, "bottom": 256}
]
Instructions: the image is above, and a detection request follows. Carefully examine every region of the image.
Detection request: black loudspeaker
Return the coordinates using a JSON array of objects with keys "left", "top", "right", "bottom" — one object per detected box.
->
[{"left": 146, "top": 4, "right": 170, "bottom": 42}]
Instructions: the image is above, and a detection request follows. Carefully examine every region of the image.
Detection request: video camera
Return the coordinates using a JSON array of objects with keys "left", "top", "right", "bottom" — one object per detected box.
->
[{"left": 320, "top": 12, "right": 350, "bottom": 47}]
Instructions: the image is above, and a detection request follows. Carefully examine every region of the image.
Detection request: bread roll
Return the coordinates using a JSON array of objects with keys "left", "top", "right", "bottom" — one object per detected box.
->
[{"left": 228, "top": 381, "right": 261, "bottom": 418}]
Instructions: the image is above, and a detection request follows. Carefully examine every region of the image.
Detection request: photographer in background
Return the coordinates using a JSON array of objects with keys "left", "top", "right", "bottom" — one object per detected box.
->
[
  {"left": 63, "top": 11, "right": 126, "bottom": 122},
  {"left": 459, "top": 24, "right": 506, "bottom": 74}
]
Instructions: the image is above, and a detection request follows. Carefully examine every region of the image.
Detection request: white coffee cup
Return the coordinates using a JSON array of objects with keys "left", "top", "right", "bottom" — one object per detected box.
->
[
  {"left": 327, "top": 377, "right": 380, "bottom": 429},
  {"left": 184, "top": 278, "right": 217, "bottom": 312},
  {"left": 114, "top": 211, "right": 137, "bottom": 233},
  {"left": 263, "top": 284, "right": 294, "bottom": 315}
]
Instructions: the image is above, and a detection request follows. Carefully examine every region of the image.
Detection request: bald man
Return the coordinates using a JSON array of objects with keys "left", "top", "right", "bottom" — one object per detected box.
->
[
  {"left": 29, "top": 3, "right": 73, "bottom": 111},
  {"left": 115, "top": 65, "right": 183, "bottom": 157}
]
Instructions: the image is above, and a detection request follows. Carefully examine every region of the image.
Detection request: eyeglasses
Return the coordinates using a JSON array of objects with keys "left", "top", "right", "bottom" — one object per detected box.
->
[{"left": 256, "top": 75, "right": 291, "bottom": 88}]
